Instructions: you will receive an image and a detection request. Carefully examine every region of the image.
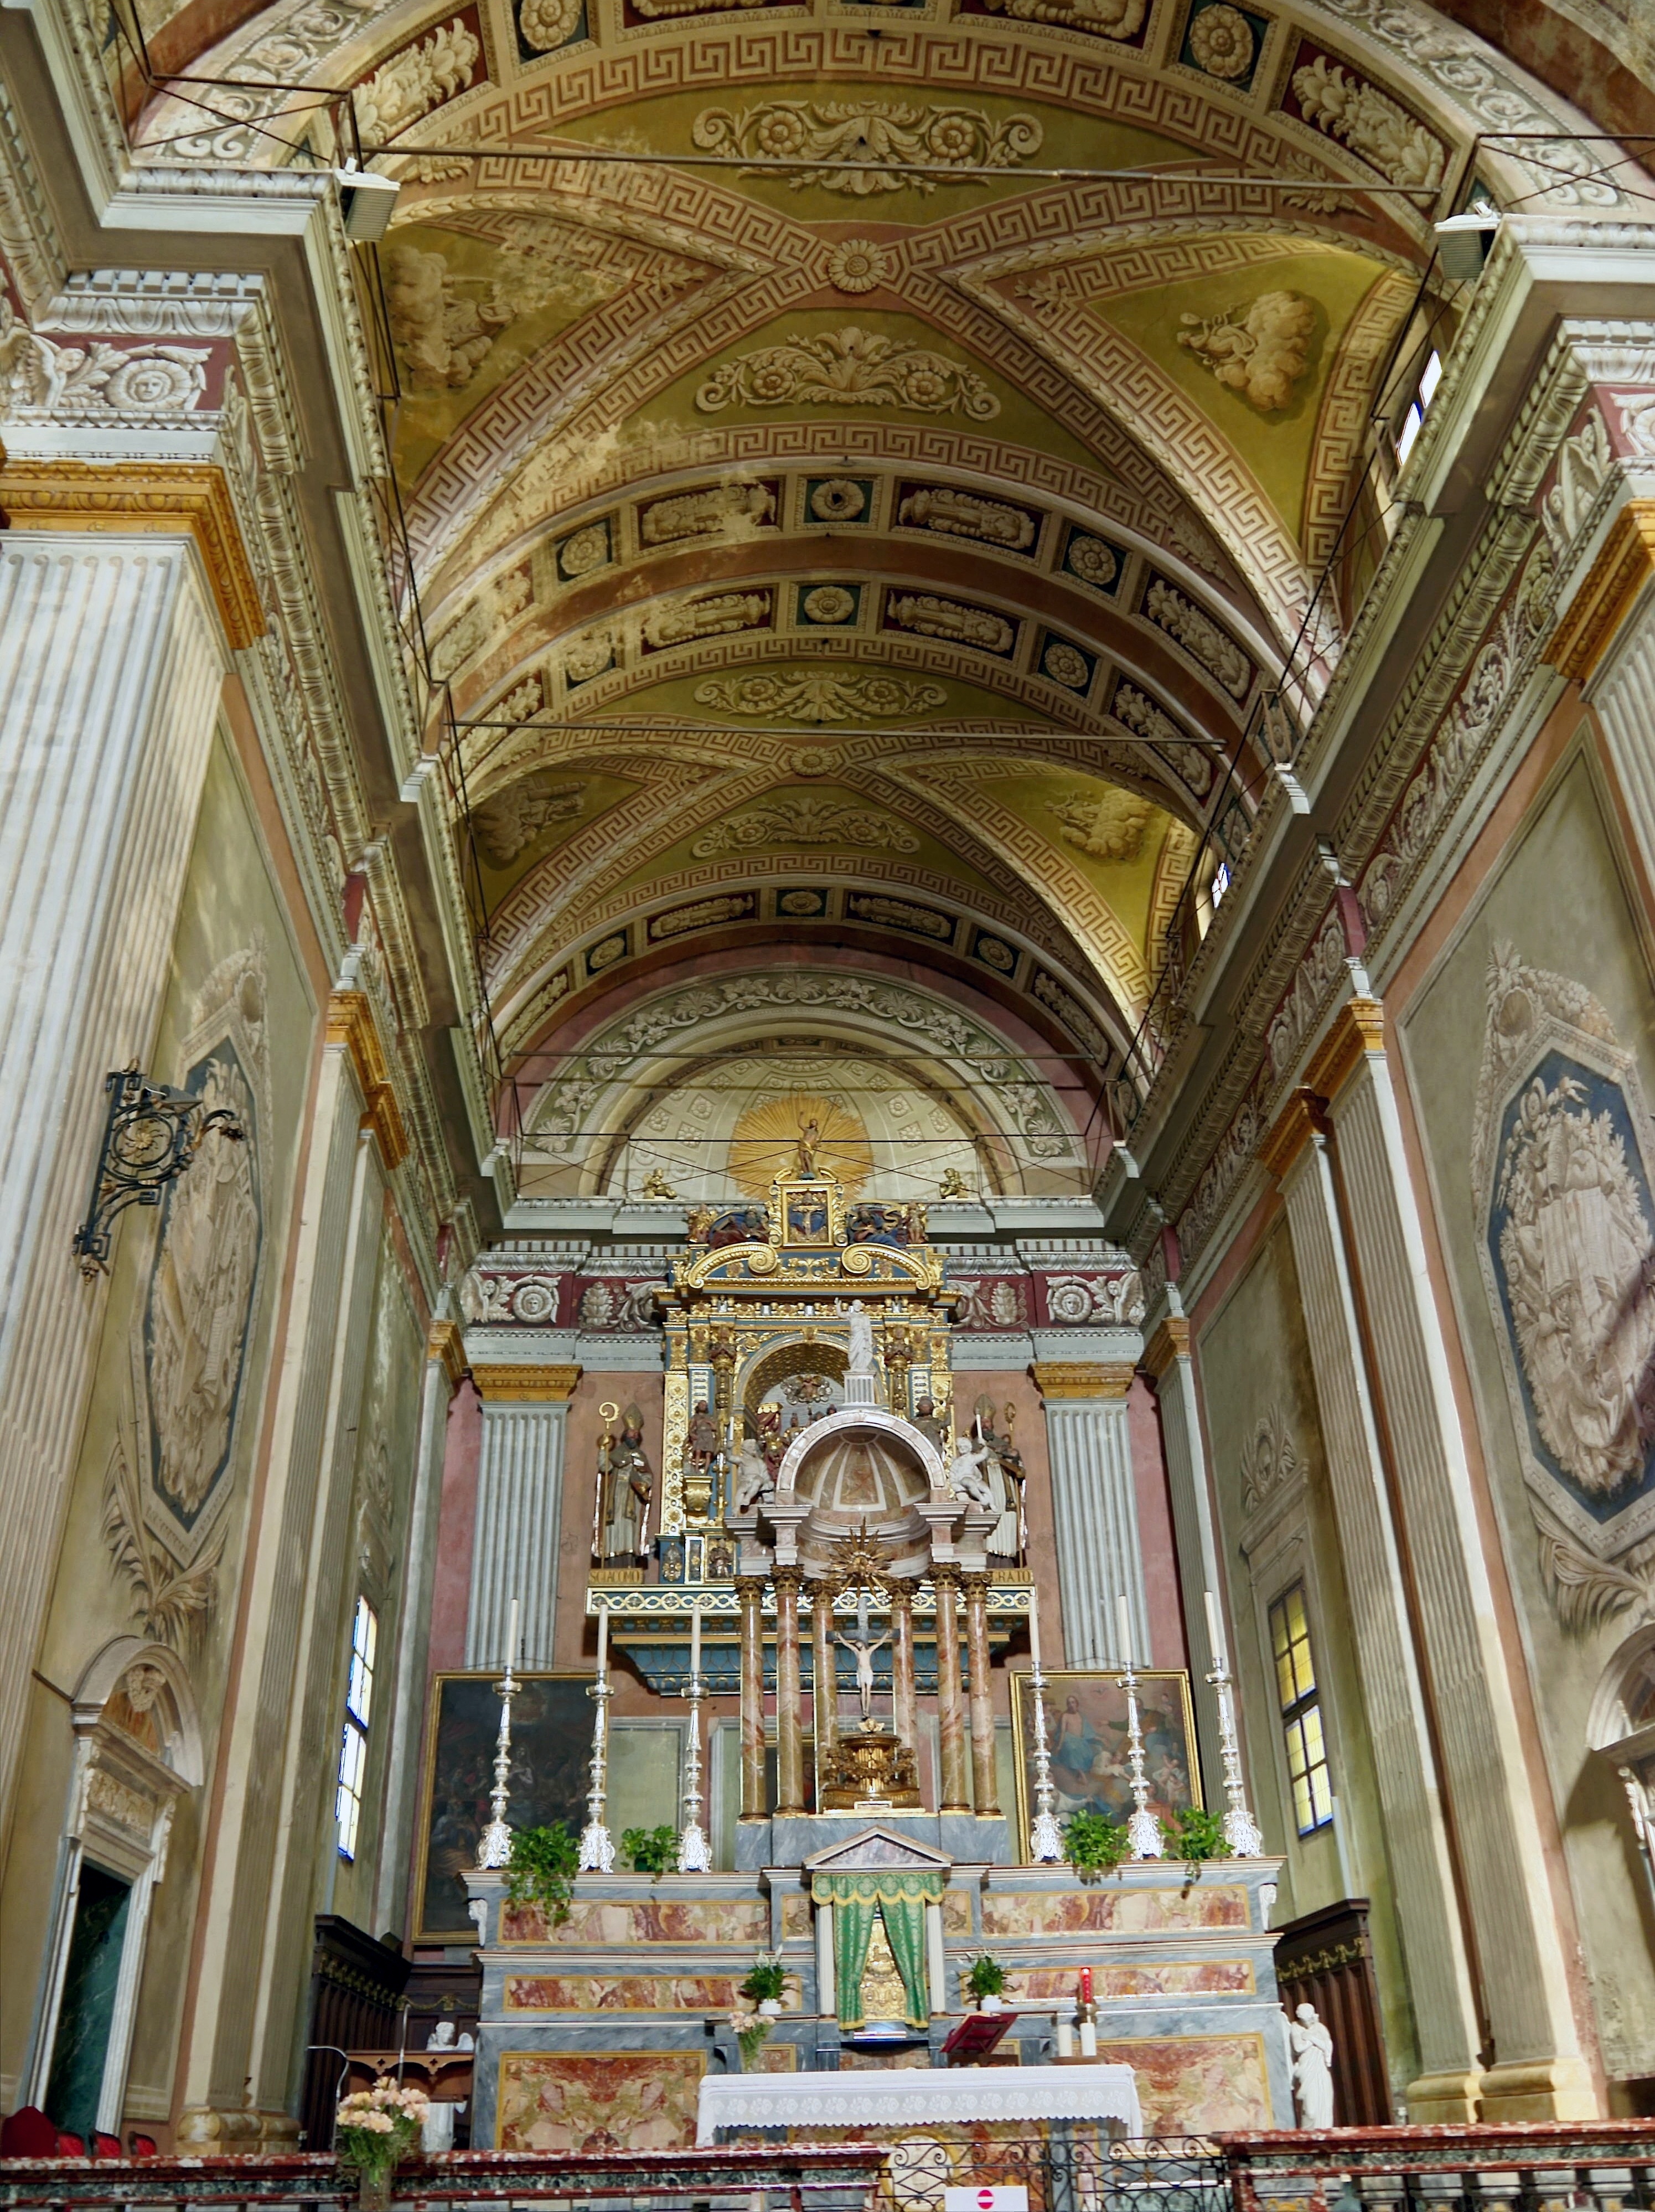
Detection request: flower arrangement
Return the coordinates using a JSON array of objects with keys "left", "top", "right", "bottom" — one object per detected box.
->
[
  {"left": 335, "top": 2081, "right": 430, "bottom": 2199},
  {"left": 963, "top": 1951, "right": 1006, "bottom": 2003},
  {"left": 738, "top": 1952, "right": 788, "bottom": 2007},
  {"left": 727, "top": 2007, "right": 772, "bottom": 2067}
]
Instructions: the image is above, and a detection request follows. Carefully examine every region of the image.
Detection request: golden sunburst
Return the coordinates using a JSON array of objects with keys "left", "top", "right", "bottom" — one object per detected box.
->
[{"left": 727, "top": 1092, "right": 873, "bottom": 1198}]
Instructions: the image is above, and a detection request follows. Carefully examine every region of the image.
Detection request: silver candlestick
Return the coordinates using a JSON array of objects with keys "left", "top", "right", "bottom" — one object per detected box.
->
[
  {"left": 477, "top": 1596, "right": 520, "bottom": 1869},
  {"left": 1204, "top": 1590, "right": 1264, "bottom": 1856},
  {"left": 580, "top": 1604, "right": 617, "bottom": 1872},
  {"left": 1118, "top": 1594, "right": 1162, "bottom": 1860},
  {"left": 677, "top": 1600, "right": 711, "bottom": 1872},
  {"left": 1028, "top": 1662, "right": 1064, "bottom": 1863}
]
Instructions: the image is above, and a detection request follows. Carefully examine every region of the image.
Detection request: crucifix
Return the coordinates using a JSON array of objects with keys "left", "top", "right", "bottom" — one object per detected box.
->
[{"left": 834, "top": 1570, "right": 892, "bottom": 1728}]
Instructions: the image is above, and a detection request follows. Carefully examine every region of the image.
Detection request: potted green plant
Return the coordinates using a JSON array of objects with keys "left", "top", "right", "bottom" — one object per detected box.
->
[
  {"left": 1163, "top": 1805, "right": 1227, "bottom": 1881},
  {"left": 621, "top": 1823, "right": 680, "bottom": 1879},
  {"left": 335, "top": 2082, "right": 430, "bottom": 2211},
  {"left": 740, "top": 1952, "right": 789, "bottom": 2018},
  {"left": 1062, "top": 1810, "right": 1131, "bottom": 1880},
  {"left": 502, "top": 1823, "right": 579, "bottom": 1931},
  {"left": 963, "top": 1952, "right": 1008, "bottom": 2014}
]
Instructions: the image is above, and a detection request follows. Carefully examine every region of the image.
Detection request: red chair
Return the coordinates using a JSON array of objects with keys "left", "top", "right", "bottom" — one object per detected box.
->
[
  {"left": 90, "top": 2132, "right": 122, "bottom": 2159},
  {"left": 128, "top": 2134, "right": 157, "bottom": 2158},
  {"left": 0, "top": 2108, "right": 59, "bottom": 2158},
  {"left": 54, "top": 2132, "right": 85, "bottom": 2157}
]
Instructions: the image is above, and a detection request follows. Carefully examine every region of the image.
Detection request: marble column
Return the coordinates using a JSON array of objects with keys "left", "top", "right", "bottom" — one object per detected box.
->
[
  {"left": 1264, "top": 1083, "right": 1482, "bottom": 2120},
  {"left": 810, "top": 1581, "right": 838, "bottom": 1769},
  {"left": 925, "top": 1899, "right": 947, "bottom": 2015},
  {"left": 963, "top": 1574, "right": 1000, "bottom": 1816},
  {"left": 932, "top": 1567, "right": 970, "bottom": 1812},
  {"left": 815, "top": 1898, "right": 835, "bottom": 2018},
  {"left": 464, "top": 1363, "right": 580, "bottom": 1669},
  {"left": 774, "top": 1568, "right": 805, "bottom": 1817},
  {"left": 1317, "top": 1004, "right": 1593, "bottom": 2121},
  {"left": 737, "top": 1577, "right": 767, "bottom": 1819},
  {"left": 1033, "top": 1362, "right": 1149, "bottom": 1665},
  {"left": 890, "top": 1582, "right": 918, "bottom": 1754},
  {"left": 1142, "top": 1307, "right": 1225, "bottom": 1785},
  {"left": 0, "top": 533, "right": 229, "bottom": 1826}
]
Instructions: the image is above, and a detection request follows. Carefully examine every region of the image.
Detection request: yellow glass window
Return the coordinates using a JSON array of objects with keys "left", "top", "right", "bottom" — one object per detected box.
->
[{"left": 1269, "top": 1584, "right": 1333, "bottom": 1836}]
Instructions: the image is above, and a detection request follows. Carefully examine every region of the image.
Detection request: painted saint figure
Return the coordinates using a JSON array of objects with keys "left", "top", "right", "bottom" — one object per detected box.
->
[{"left": 598, "top": 1403, "right": 653, "bottom": 1559}]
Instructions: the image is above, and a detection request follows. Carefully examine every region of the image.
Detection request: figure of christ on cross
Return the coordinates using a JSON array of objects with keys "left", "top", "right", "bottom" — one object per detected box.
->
[{"left": 834, "top": 1579, "right": 893, "bottom": 1727}]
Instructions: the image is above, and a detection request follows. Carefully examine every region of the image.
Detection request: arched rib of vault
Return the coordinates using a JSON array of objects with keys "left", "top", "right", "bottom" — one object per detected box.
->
[{"left": 514, "top": 959, "right": 1092, "bottom": 1197}]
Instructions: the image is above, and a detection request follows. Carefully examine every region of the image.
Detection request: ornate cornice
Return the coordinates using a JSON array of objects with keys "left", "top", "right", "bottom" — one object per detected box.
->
[
  {"left": 1140, "top": 1315, "right": 1191, "bottom": 1379},
  {"left": 469, "top": 1362, "right": 582, "bottom": 1402},
  {"left": 0, "top": 453, "right": 265, "bottom": 650},
  {"left": 325, "top": 990, "right": 411, "bottom": 1171},
  {"left": 427, "top": 1318, "right": 468, "bottom": 1392},
  {"left": 1032, "top": 1359, "right": 1135, "bottom": 1399},
  {"left": 1547, "top": 499, "right": 1655, "bottom": 685}
]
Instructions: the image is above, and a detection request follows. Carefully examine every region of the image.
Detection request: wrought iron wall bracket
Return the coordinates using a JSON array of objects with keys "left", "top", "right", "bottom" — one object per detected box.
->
[{"left": 73, "top": 1067, "right": 245, "bottom": 1278}]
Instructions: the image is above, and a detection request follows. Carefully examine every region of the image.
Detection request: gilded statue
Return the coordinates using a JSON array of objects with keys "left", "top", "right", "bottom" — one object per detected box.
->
[{"left": 597, "top": 1402, "right": 653, "bottom": 1559}]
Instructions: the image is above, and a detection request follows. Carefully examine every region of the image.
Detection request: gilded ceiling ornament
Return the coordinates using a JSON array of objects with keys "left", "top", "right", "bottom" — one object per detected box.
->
[
  {"left": 897, "top": 485, "right": 1035, "bottom": 550},
  {"left": 729, "top": 1092, "right": 873, "bottom": 1198},
  {"left": 974, "top": 0, "right": 1146, "bottom": 39},
  {"left": 1177, "top": 291, "right": 1316, "bottom": 412},
  {"left": 518, "top": 0, "right": 583, "bottom": 50},
  {"left": 690, "top": 100, "right": 1042, "bottom": 195},
  {"left": 1112, "top": 683, "right": 1213, "bottom": 794},
  {"left": 800, "top": 586, "right": 857, "bottom": 624},
  {"left": 558, "top": 521, "right": 611, "bottom": 576},
  {"left": 1186, "top": 3, "right": 1255, "bottom": 78},
  {"left": 640, "top": 482, "right": 777, "bottom": 545},
  {"left": 643, "top": 590, "right": 772, "bottom": 648},
  {"left": 886, "top": 592, "right": 1014, "bottom": 653},
  {"left": 354, "top": 15, "right": 480, "bottom": 142},
  {"left": 810, "top": 479, "right": 868, "bottom": 521},
  {"left": 494, "top": 673, "right": 546, "bottom": 724},
  {"left": 696, "top": 328, "right": 999, "bottom": 420},
  {"left": 1041, "top": 639, "right": 1092, "bottom": 691},
  {"left": 564, "top": 628, "right": 616, "bottom": 683},
  {"left": 791, "top": 748, "right": 838, "bottom": 776},
  {"left": 690, "top": 794, "right": 921, "bottom": 854},
  {"left": 1144, "top": 578, "right": 1251, "bottom": 697},
  {"left": 1065, "top": 533, "right": 1120, "bottom": 589},
  {"left": 1045, "top": 787, "right": 1152, "bottom": 861},
  {"left": 827, "top": 240, "right": 892, "bottom": 293},
  {"left": 1290, "top": 55, "right": 1446, "bottom": 189}
]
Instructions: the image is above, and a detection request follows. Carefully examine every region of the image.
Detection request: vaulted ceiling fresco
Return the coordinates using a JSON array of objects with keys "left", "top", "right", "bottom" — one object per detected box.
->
[{"left": 128, "top": 0, "right": 1606, "bottom": 1201}]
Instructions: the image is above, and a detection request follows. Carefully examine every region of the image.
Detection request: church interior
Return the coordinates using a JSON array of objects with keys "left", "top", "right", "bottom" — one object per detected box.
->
[{"left": 3, "top": 0, "right": 1655, "bottom": 2180}]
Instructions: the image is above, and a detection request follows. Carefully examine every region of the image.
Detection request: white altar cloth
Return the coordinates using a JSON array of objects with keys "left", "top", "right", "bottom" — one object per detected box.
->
[{"left": 696, "top": 2061, "right": 1141, "bottom": 2144}]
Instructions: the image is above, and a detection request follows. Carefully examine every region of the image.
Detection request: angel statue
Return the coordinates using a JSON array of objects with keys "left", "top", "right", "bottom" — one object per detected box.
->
[
  {"left": 946, "top": 1433, "right": 995, "bottom": 1511},
  {"left": 847, "top": 1301, "right": 876, "bottom": 1376},
  {"left": 835, "top": 1585, "right": 893, "bottom": 1726},
  {"left": 938, "top": 1166, "right": 974, "bottom": 1200},
  {"left": 732, "top": 1437, "right": 773, "bottom": 1515},
  {"left": 641, "top": 1168, "right": 678, "bottom": 1198}
]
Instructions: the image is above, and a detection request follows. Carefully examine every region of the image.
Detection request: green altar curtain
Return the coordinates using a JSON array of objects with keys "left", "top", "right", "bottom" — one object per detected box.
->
[
  {"left": 831, "top": 1895, "right": 878, "bottom": 2033},
  {"left": 812, "top": 1870, "right": 944, "bottom": 2034}
]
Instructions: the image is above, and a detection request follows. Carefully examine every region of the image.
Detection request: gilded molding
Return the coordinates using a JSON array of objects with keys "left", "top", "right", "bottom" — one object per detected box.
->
[
  {"left": 1032, "top": 1360, "right": 1136, "bottom": 1399},
  {"left": 470, "top": 1363, "right": 582, "bottom": 1402},
  {"left": 0, "top": 454, "right": 266, "bottom": 650},
  {"left": 1304, "top": 997, "right": 1384, "bottom": 1104},
  {"left": 1547, "top": 498, "right": 1655, "bottom": 684},
  {"left": 427, "top": 1318, "right": 467, "bottom": 1391},
  {"left": 1141, "top": 1315, "right": 1191, "bottom": 1379},
  {"left": 325, "top": 990, "right": 411, "bottom": 1171},
  {"left": 1257, "top": 1089, "right": 1326, "bottom": 1183}
]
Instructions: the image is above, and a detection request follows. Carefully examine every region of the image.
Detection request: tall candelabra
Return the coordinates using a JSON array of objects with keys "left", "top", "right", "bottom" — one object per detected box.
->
[
  {"left": 677, "top": 1600, "right": 711, "bottom": 1872},
  {"left": 580, "top": 1604, "right": 617, "bottom": 1872},
  {"left": 477, "top": 1597, "right": 519, "bottom": 1870},
  {"left": 1026, "top": 1585, "right": 1063, "bottom": 1862},
  {"left": 1118, "top": 1594, "right": 1162, "bottom": 1859},
  {"left": 1204, "top": 1590, "right": 1264, "bottom": 1856}
]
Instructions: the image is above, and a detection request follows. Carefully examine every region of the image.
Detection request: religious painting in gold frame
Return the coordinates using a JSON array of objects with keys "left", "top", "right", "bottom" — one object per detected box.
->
[
  {"left": 414, "top": 1671, "right": 592, "bottom": 1941},
  {"left": 1010, "top": 1668, "right": 1202, "bottom": 1861},
  {"left": 772, "top": 1174, "right": 840, "bottom": 1250}
]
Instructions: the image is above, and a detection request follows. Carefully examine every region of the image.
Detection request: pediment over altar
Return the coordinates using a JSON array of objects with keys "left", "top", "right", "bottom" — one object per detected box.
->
[{"left": 803, "top": 1828, "right": 952, "bottom": 1873}]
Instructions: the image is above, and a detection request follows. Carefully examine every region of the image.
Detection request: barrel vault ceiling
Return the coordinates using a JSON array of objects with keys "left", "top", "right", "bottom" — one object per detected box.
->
[{"left": 128, "top": 0, "right": 1599, "bottom": 1200}]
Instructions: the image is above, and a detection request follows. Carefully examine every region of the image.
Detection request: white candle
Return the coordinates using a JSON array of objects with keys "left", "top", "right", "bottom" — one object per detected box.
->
[
  {"left": 1204, "top": 1589, "right": 1223, "bottom": 1667},
  {"left": 1028, "top": 1586, "right": 1042, "bottom": 1675},
  {"left": 506, "top": 1595, "right": 518, "bottom": 1670},
  {"left": 597, "top": 1604, "right": 609, "bottom": 1673},
  {"left": 690, "top": 1599, "right": 702, "bottom": 1678},
  {"left": 1117, "top": 1593, "right": 1132, "bottom": 1667}
]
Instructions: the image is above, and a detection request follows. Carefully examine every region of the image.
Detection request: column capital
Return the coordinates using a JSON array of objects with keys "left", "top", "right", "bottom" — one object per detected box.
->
[
  {"left": 326, "top": 991, "right": 410, "bottom": 1170},
  {"left": 1140, "top": 1315, "right": 1191, "bottom": 1379},
  {"left": 736, "top": 1574, "right": 769, "bottom": 1603},
  {"left": 1305, "top": 995, "right": 1384, "bottom": 1102},
  {"left": 1258, "top": 1088, "right": 1328, "bottom": 1183},
  {"left": 0, "top": 453, "right": 266, "bottom": 649},
  {"left": 427, "top": 1318, "right": 467, "bottom": 1392},
  {"left": 1032, "top": 1359, "right": 1136, "bottom": 1399},
  {"left": 1548, "top": 498, "right": 1655, "bottom": 685},
  {"left": 470, "top": 1362, "right": 581, "bottom": 1402},
  {"left": 929, "top": 1558, "right": 962, "bottom": 1589}
]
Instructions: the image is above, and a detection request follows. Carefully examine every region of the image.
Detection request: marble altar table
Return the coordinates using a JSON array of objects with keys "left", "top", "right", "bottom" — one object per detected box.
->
[{"left": 697, "top": 2061, "right": 1143, "bottom": 2144}]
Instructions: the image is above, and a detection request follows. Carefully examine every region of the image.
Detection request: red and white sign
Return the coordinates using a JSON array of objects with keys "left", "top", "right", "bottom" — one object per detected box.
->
[{"left": 944, "top": 2190, "right": 1029, "bottom": 2212}]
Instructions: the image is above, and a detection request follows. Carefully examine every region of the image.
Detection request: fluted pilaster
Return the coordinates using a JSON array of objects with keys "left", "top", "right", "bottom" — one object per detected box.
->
[
  {"left": 1032, "top": 1363, "right": 1149, "bottom": 1665},
  {"left": 466, "top": 1365, "right": 579, "bottom": 1669}
]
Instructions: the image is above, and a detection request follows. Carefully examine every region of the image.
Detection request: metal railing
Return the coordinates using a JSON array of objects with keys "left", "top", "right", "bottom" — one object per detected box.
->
[{"left": 1221, "top": 2125, "right": 1655, "bottom": 2212}]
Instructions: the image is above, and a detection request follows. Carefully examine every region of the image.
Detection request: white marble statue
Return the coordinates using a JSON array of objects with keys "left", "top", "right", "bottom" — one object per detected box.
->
[
  {"left": 834, "top": 1586, "right": 893, "bottom": 1724},
  {"left": 419, "top": 2019, "right": 474, "bottom": 2152},
  {"left": 846, "top": 1301, "right": 876, "bottom": 1374},
  {"left": 733, "top": 1437, "right": 773, "bottom": 1513},
  {"left": 1286, "top": 2001, "right": 1335, "bottom": 2129},
  {"left": 947, "top": 1434, "right": 995, "bottom": 1510}
]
